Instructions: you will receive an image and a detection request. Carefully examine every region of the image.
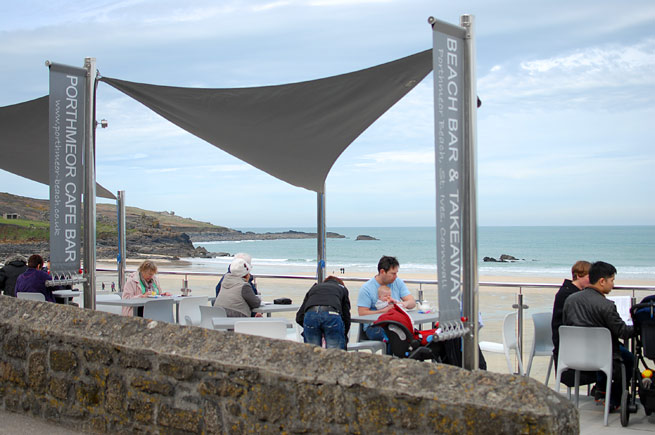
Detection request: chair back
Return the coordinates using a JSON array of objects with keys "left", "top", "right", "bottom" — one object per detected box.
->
[
  {"left": 17, "top": 292, "right": 45, "bottom": 301},
  {"left": 531, "top": 312, "right": 554, "bottom": 354},
  {"left": 199, "top": 305, "right": 227, "bottom": 329},
  {"left": 234, "top": 319, "right": 287, "bottom": 339},
  {"left": 178, "top": 296, "right": 209, "bottom": 325},
  {"left": 502, "top": 311, "right": 520, "bottom": 351},
  {"left": 96, "top": 294, "right": 122, "bottom": 315},
  {"left": 556, "top": 326, "right": 613, "bottom": 425},
  {"left": 558, "top": 326, "right": 612, "bottom": 373},
  {"left": 143, "top": 299, "right": 175, "bottom": 323}
]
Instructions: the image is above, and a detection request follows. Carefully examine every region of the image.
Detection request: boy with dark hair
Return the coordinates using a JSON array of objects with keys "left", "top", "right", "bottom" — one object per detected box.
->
[{"left": 563, "top": 261, "right": 635, "bottom": 409}]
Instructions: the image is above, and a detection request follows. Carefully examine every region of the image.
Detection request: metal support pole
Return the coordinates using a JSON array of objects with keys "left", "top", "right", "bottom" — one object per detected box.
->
[
  {"left": 461, "top": 14, "right": 480, "bottom": 371},
  {"left": 512, "top": 287, "right": 529, "bottom": 373},
  {"left": 82, "top": 57, "right": 97, "bottom": 310},
  {"left": 316, "top": 190, "right": 326, "bottom": 283},
  {"left": 117, "top": 190, "right": 126, "bottom": 292}
]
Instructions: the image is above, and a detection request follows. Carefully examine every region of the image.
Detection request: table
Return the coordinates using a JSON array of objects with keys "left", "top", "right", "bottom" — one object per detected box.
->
[
  {"left": 96, "top": 295, "right": 209, "bottom": 319},
  {"left": 53, "top": 290, "right": 81, "bottom": 304},
  {"left": 252, "top": 303, "right": 301, "bottom": 317},
  {"left": 211, "top": 317, "right": 294, "bottom": 331}
]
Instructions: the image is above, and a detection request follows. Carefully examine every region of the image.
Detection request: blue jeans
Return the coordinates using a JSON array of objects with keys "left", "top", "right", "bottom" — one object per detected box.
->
[{"left": 303, "top": 311, "right": 346, "bottom": 350}]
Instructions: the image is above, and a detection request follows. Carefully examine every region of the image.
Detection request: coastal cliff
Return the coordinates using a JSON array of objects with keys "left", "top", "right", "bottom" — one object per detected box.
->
[{"left": 0, "top": 192, "right": 342, "bottom": 260}]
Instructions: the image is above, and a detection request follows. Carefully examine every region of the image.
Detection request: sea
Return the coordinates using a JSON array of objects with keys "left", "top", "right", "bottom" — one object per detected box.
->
[{"left": 190, "top": 226, "right": 655, "bottom": 281}]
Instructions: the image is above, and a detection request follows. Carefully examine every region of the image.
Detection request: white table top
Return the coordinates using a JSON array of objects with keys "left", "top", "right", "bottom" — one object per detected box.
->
[
  {"left": 53, "top": 290, "right": 81, "bottom": 298},
  {"left": 252, "top": 304, "right": 300, "bottom": 315},
  {"left": 95, "top": 295, "right": 208, "bottom": 307},
  {"left": 211, "top": 317, "right": 293, "bottom": 331}
]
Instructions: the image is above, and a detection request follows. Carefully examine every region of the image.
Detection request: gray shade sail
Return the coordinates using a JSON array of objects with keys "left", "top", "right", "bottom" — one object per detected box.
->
[
  {"left": 0, "top": 96, "right": 116, "bottom": 200},
  {"left": 100, "top": 49, "right": 432, "bottom": 193}
]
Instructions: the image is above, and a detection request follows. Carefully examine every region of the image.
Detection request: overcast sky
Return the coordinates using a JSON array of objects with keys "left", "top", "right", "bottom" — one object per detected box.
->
[{"left": 2, "top": 0, "right": 654, "bottom": 228}]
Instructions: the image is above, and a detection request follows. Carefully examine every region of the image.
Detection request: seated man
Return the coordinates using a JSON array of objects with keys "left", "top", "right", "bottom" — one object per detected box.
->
[
  {"left": 14, "top": 254, "right": 56, "bottom": 302},
  {"left": 562, "top": 261, "right": 635, "bottom": 409},
  {"left": 357, "top": 256, "right": 416, "bottom": 341}
]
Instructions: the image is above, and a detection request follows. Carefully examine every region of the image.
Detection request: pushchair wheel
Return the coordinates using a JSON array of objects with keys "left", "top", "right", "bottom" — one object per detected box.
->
[{"left": 620, "top": 390, "right": 629, "bottom": 427}]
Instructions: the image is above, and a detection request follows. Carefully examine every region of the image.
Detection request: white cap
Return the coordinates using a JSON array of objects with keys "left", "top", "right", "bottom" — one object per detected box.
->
[
  {"left": 234, "top": 252, "right": 253, "bottom": 268},
  {"left": 230, "top": 257, "right": 251, "bottom": 277}
]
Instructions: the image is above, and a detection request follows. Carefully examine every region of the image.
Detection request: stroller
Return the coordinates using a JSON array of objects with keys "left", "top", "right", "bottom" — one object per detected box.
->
[
  {"left": 624, "top": 295, "right": 655, "bottom": 426},
  {"left": 373, "top": 304, "right": 442, "bottom": 361}
]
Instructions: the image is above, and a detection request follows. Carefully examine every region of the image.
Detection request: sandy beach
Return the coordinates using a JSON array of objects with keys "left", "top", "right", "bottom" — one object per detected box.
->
[{"left": 93, "top": 259, "right": 654, "bottom": 378}]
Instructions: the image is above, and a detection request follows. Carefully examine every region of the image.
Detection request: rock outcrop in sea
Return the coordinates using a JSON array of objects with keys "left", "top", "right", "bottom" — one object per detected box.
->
[{"left": 355, "top": 234, "right": 379, "bottom": 241}]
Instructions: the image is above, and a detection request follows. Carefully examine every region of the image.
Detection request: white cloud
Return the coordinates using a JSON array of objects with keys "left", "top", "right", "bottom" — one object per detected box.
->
[{"left": 478, "top": 38, "right": 655, "bottom": 108}]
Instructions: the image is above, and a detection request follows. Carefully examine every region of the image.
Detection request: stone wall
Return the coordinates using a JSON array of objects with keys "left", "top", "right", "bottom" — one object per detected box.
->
[{"left": 0, "top": 296, "right": 578, "bottom": 434}]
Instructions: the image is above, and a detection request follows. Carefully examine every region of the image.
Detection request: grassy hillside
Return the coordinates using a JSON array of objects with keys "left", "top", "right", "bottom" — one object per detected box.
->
[{"left": 0, "top": 192, "right": 233, "bottom": 233}]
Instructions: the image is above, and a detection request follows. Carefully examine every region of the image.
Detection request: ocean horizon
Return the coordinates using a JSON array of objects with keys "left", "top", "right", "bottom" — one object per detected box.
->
[{"left": 190, "top": 226, "right": 655, "bottom": 281}]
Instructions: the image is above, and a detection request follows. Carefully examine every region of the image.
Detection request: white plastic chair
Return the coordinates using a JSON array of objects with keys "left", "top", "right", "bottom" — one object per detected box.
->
[
  {"left": 199, "top": 305, "right": 227, "bottom": 329},
  {"left": 347, "top": 324, "right": 386, "bottom": 354},
  {"left": 526, "top": 312, "right": 555, "bottom": 385},
  {"left": 143, "top": 299, "right": 175, "bottom": 323},
  {"left": 96, "top": 294, "right": 122, "bottom": 315},
  {"left": 555, "top": 326, "right": 613, "bottom": 426},
  {"left": 178, "top": 296, "right": 209, "bottom": 325},
  {"left": 234, "top": 319, "right": 287, "bottom": 339},
  {"left": 17, "top": 292, "right": 46, "bottom": 301},
  {"left": 479, "top": 311, "right": 524, "bottom": 375}
]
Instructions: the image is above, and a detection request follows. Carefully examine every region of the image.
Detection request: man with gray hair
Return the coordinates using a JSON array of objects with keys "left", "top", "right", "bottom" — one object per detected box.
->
[{"left": 215, "top": 253, "right": 258, "bottom": 296}]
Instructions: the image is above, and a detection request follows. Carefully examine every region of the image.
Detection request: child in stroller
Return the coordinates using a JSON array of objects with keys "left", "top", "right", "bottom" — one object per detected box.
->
[{"left": 373, "top": 304, "right": 441, "bottom": 361}]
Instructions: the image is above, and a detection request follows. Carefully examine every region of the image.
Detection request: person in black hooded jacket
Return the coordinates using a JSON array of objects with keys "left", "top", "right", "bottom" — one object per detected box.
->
[{"left": 0, "top": 254, "right": 28, "bottom": 297}]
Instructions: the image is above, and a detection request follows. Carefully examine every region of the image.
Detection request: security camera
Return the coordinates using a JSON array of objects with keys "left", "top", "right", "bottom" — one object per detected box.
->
[{"left": 100, "top": 119, "right": 108, "bottom": 128}]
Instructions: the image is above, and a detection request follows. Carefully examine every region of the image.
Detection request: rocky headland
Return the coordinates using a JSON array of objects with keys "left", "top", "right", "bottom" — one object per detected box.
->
[{"left": 0, "top": 192, "right": 344, "bottom": 261}]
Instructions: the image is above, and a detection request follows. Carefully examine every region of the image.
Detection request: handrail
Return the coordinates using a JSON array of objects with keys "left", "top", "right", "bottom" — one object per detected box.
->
[
  {"left": 97, "top": 267, "right": 655, "bottom": 292},
  {"left": 97, "top": 266, "right": 653, "bottom": 372}
]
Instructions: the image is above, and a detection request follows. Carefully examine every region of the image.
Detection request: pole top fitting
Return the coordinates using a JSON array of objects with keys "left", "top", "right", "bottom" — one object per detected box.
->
[
  {"left": 45, "top": 60, "right": 51, "bottom": 67},
  {"left": 427, "top": 16, "right": 435, "bottom": 25}
]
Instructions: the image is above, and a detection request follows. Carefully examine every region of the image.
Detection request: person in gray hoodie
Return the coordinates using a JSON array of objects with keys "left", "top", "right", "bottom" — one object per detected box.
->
[
  {"left": 214, "top": 257, "right": 262, "bottom": 317},
  {"left": 0, "top": 254, "right": 28, "bottom": 297}
]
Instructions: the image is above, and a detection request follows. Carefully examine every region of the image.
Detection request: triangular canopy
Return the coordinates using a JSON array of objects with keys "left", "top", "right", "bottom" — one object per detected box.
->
[
  {"left": 0, "top": 96, "right": 115, "bottom": 199},
  {"left": 101, "top": 49, "right": 432, "bottom": 193}
]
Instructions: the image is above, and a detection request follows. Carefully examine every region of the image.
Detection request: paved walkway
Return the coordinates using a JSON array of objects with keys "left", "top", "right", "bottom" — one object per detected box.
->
[{"left": 0, "top": 409, "right": 88, "bottom": 435}]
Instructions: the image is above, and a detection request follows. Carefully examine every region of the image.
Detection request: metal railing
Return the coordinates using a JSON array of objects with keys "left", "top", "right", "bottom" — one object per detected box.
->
[{"left": 97, "top": 267, "right": 655, "bottom": 368}]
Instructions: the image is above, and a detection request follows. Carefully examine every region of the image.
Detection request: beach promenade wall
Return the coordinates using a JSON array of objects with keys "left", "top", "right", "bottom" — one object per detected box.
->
[{"left": 0, "top": 297, "right": 578, "bottom": 434}]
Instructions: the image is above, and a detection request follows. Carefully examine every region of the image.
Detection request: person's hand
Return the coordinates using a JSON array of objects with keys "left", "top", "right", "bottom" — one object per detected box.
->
[{"left": 254, "top": 313, "right": 263, "bottom": 318}]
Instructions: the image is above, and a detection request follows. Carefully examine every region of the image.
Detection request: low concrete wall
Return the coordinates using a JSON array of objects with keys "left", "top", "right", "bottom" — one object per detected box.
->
[{"left": 0, "top": 296, "right": 578, "bottom": 434}]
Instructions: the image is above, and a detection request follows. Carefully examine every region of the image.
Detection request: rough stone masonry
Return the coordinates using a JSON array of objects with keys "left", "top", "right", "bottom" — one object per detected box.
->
[{"left": 0, "top": 296, "right": 578, "bottom": 434}]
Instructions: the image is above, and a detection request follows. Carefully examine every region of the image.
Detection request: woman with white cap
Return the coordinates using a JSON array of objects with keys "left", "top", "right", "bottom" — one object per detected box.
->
[{"left": 214, "top": 257, "right": 262, "bottom": 317}]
